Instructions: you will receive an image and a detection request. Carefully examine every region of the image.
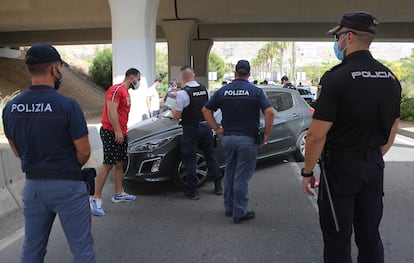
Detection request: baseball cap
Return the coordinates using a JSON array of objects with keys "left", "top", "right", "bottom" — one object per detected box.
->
[
  {"left": 327, "top": 11, "right": 379, "bottom": 35},
  {"left": 235, "top": 60, "right": 250, "bottom": 75},
  {"left": 25, "top": 43, "right": 63, "bottom": 65}
]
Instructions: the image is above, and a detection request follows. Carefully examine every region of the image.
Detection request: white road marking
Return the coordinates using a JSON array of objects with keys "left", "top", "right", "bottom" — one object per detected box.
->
[{"left": 394, "top": 134, "right": 414, "bottom": 146}]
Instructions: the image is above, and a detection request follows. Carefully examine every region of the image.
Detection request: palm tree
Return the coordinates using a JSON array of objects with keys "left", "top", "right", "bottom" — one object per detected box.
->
[
  {"left": 274, "top": 42, "right": 288, "bottom": 78},
  {"left": 257, "top": 48, "right": 267, "bottom": 80},
  {"left": 291, "top": 42, "right": 297, "bottom": 83},
  {"left": 255, "top": 42, "right": 288, "bottom": 81}
]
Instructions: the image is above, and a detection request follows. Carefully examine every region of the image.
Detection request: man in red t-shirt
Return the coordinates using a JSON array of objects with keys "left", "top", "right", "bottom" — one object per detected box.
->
[{"left": 90, "top": 68, "right": 141, "bottom": 216}]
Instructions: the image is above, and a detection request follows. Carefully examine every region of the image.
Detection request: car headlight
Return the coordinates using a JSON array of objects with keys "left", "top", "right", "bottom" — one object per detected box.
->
[{"left": 129, "top": 137, "right": 174, "bottom": 153}]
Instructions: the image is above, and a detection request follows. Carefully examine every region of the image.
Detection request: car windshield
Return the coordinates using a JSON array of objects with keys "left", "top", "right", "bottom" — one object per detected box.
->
[{"left": 297, "top": 89, "right": 310, "bottom": 95}]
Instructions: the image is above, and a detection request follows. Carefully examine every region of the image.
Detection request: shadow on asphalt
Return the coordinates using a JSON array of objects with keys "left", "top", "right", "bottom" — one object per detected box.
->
[{"left": 124, "top": 155, "right": 301, "bottom": 196}]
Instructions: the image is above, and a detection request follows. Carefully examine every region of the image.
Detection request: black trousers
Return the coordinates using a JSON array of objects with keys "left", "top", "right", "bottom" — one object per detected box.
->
[{"left": 318, "top": 149, "right": 385, "bottom": 263}]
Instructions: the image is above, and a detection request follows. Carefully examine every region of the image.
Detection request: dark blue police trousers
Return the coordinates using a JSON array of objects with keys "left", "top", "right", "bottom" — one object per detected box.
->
[
  {"left": 181, "top": 123, "right": 221, "bottom": 190},
  {"left": 21, "top": 179, "right": 95, "bottom": 263},
  {"left": 318, "top": 148, "right": 384, "bottom": 263},
  {"left": 221, "top": 135, "right": 258, "bottom": 218}
]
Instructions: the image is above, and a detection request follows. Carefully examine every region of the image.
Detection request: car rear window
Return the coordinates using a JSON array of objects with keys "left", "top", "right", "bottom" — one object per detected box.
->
[{"left": 266, "top": 91, "right": 294, "bottom": 112}]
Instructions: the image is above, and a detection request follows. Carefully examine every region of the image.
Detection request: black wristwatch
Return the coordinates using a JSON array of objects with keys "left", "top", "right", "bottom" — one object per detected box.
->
[{"left": 301, "top": 168, "right": 314, "bottom": 177}]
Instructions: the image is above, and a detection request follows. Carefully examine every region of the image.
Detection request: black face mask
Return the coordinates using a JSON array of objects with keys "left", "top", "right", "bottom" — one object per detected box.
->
[{"left": 54, "top": 72, "right": 62, "bottom": 90}]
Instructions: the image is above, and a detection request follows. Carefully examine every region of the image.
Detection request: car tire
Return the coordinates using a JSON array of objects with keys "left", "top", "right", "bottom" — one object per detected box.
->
[
  {"left": 172, "top": 151, "right": 209, "bottom": 189},
  {"left": 292, "top": 130, "right": 307, "bottom": 162}
]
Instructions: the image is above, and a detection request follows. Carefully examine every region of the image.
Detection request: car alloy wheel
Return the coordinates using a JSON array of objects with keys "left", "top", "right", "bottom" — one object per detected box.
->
[
  {"left": 299, "top": 132, "right": 306, "bottom": 156},
  {"left": 292, "top": 130, "right": 307, "bottom": 162},
  {"left": 175, "top": 152, "right": 209, "bottom": 188}
]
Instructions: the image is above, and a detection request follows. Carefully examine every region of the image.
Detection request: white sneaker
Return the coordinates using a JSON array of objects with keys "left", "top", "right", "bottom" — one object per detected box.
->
[
  {"left": 90, "top": 197, "right": 105, "bottom": 216},
  {"left": 111, "top": 192, "right": 137, "bottom": 203}
]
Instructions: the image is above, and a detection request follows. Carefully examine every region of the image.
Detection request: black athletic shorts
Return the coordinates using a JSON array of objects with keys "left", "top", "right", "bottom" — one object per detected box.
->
[{"left": 100, "top": 127, "right": 128, "bottom": 165}]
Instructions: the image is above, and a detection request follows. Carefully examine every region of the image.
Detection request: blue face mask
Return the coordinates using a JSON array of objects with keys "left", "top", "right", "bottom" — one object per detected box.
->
[
  {"left": 333, "top": 38, "right": 348, "bottom": 61},
  {"left": 333, "top": 41, "right": 344, "bottom": 60}
]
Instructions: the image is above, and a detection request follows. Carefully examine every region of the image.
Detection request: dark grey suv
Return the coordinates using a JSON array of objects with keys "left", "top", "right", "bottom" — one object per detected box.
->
[{"left": 123, "top": 87, "right": 313, "bottom": 189}]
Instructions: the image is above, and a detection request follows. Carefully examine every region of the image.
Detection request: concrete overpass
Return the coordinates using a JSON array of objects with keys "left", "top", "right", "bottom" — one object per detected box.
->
[
  {"left": 2, "top": 0, "right": 414, "bottom": 45},
  {"left": 1, "top": 0, "right": 413, "bottom": 123}
]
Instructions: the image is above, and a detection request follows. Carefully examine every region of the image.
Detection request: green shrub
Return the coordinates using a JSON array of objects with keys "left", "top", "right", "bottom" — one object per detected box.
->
[
  {"left": 400, "top": 94, "right": 414, "bottom": 121},
  {"left": 89, "top": 48, "right": 112, "bottom": 90}
]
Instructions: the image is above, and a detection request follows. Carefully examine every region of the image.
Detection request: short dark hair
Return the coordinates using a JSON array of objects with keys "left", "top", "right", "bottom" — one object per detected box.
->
[
  {"left": 125, "top": 68, "right": 140, "bottom": 77},
  {"left": 26, "top": 62, "right": 56, "bottom": 76},
  {"left": 154, "top": 78, "right": 162, "bottom": 83},
  {"left": 180, "top": 65, "right": 192, "bottom": 71}
]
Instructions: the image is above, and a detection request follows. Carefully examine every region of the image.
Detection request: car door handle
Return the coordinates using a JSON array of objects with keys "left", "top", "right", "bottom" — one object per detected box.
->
[{"left": 292, "top": 113, "right": 299, "bottom": 118}]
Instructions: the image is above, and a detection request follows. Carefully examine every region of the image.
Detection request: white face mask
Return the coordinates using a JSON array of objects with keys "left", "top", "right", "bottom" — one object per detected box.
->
[{"left": 131, "top": 80, "right": 140, "bottom": 90}]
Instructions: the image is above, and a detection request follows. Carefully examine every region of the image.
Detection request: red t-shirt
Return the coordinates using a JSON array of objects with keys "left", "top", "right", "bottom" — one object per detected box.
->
[{"left": 101, "top": 84, "right": 131, "bottom": 136}]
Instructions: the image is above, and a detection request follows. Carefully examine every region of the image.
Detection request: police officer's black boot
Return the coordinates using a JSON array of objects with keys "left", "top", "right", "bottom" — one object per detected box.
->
[
  {"left": 214, "top": 179, "right": 223, "bottom": 195},
  {"left": 184, "top": 188, "right": 200, "bottom": 200}
]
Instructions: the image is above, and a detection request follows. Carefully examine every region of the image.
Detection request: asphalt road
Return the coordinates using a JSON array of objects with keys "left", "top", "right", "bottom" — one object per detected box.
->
[{"left": 1, "top": 135, "right": 414, "bottom": 263}]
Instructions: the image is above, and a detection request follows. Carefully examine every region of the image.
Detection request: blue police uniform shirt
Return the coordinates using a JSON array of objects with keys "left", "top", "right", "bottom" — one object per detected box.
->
[
  {"left": 205, "top": 79, "right": 271, "bottom": 138},
  {"left": 2, "top": 85, "right": 88, "bottom": 180}
]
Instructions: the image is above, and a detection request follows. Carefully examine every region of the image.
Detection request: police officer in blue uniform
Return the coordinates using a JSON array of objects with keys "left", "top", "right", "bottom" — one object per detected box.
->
[
  {"left": 202, "top": 60, "right": 274, "bottom": 223},
  {"left": 2, "top": 44, "right": 95, "bottom": 262},
  {"left": 301, "top": 12, "right": 401, "bottom": 262},
  {"left": 173, "top": 66, "right": 223, "bottom": 200}
]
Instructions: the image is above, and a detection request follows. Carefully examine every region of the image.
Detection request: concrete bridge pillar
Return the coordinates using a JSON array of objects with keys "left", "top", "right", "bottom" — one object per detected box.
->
[
  {"left": 161, "top": 20, "right": 197, "bottom": 84},
  {"left": 191, "top": 39, "right": 213, "bottom": 88},
  {"left": 108, "top": 0, "right": 160, "bottom": 126}
]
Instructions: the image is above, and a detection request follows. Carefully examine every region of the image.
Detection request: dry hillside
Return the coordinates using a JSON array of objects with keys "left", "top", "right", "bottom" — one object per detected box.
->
[{"left": 0, "top": 57, "right": 105, "bottom": 122}]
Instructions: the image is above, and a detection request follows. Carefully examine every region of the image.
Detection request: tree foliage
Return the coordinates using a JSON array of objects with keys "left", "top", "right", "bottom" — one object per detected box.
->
[
  {"left": 298, "top": 61, "right": 338, "bottom": 85},
  {"left": 156, "top": 49, "right": 168, "bottom": 82},
  {"left": 155, "top": 49, "right": 169, "bottom": 96},
  {"left": 89, "top": 47, "right": 112, "bottom": 90},
  {"left": 209, "top": 51, "right": 226, "bottom": 81},
  {"left": 89, "top": 48, "right": 169, "bottom": 92},
  {"left": 400, "top": 94, "right": 414, "bottom": 121}
]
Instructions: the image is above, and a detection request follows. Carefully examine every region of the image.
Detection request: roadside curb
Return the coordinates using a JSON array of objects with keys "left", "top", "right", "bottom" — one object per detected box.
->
[
  {"left": 397, "top": 120, "right": 414, "bottom": 139},
  {"left": 0, "top": 145, "right": 24, "bottom": 220},
  {"left": 397, "top": 128, "right": 414, "bottom": 139}
]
